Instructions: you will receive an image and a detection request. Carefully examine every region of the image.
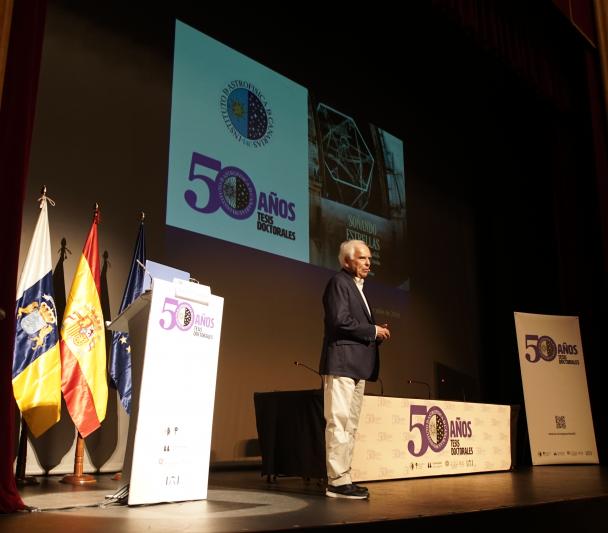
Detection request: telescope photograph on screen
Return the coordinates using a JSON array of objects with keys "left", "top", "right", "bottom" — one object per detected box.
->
[
  {"left": 308, "top": 97, "right": 408, "bottom": 289},
  {"left": 166, "top": 20, "right": 407, "bottom": 289}
]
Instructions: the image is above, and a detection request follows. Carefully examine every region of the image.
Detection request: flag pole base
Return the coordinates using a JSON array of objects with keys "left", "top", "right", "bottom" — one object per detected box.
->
[
  {"left": 112, "top": 472, "right": 122, "bottom": 481},
  {"left": 16, "top": 475, "right": 39, "bottom": 486},
  {"left": 60, "top": 474, "right": 97, "bottom": 485}
]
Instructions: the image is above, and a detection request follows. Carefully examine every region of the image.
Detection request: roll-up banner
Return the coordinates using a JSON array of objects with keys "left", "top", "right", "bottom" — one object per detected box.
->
[{"left": 514, "top": 312, "right": 598, "bottom": 465}]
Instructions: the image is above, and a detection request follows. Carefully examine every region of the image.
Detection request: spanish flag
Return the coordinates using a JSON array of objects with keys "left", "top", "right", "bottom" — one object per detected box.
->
[
  {"left": 60, "top": 208, "right": 107, "bottom": 438},
  {"left": 12, "top": 196, "right": 61, "bottom": 437}
]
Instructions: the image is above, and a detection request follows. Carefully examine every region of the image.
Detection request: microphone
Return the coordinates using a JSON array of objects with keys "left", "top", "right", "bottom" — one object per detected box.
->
[
  {"left": 408, "top": 379, "right": 431, "bottom": 399},
  {"left": 294, "top": 361, "right": 323, "bottom": 389}
]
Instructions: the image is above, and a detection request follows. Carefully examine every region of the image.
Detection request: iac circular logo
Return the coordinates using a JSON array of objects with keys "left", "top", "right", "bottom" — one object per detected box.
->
[
  {"left": 424, "top": 406, "right": 450, "bottom": 452},
  {"left": 537, "top": 335, "right": 557, "bottom": 361},
  {"left": 174, "top": 301, "right": 194, "bottom": 331},
  {"left": 220, "top": 80, "right": 273, "bottom": 147},
  {"left": 216, "top": 166, "right": 257, "bottom": 220}
]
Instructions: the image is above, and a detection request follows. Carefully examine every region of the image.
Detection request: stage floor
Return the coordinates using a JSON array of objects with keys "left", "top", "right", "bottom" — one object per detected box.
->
[{"left": 1, "top": 465, "right": 607, "bottom": 532}]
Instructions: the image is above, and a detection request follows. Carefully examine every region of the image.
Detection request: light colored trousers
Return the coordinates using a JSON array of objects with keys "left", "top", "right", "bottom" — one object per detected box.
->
[{"left": 323, "top": 375, "right": 365, "bottom": 487}]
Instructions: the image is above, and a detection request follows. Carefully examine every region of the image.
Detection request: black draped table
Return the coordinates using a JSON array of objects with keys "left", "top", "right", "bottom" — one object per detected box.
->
[{"left": 253, "top": 389, "right": 326, "bottom": 480}]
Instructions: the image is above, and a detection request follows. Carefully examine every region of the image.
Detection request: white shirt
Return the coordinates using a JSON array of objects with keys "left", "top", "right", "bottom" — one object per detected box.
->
[
  {"left": 353, "top": 276, "right": 371, "bottom": 317},
  {"left": 352, "top": 275, "right": 380, "bottom": 338}
]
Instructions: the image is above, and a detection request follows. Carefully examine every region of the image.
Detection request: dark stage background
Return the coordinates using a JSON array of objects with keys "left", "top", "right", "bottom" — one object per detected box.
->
[{"left": 12, "top": 0, "right": 607, "bottom": 471}]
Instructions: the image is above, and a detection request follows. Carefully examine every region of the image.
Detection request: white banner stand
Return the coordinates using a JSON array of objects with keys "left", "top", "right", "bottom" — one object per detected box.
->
[
  {"left": 108, "top": 278, "right": 223, "bottom": 505},
  {"left": 514, "top": 312, "right": 598, "bottom": 465}
]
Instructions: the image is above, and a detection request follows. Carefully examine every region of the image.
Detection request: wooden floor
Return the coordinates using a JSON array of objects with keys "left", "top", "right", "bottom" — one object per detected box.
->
[{"left": 1, "top": 465, "right": 607, "bottom": 532}]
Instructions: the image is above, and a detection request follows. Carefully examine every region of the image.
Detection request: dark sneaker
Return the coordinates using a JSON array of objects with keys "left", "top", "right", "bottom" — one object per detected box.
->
[
  {"left": 353, "top": 484, "right": 368, "bottom": 493},
  {"left": 326, "top": 484, "right": 369, "bottom": 499}
]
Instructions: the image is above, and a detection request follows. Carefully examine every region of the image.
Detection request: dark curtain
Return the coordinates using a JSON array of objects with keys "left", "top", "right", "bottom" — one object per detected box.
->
[
  {"left": 433, "top": 0, "right": 608, "bottom": 463},
  {"left": 0, "top": 0, "right": 47, "bottom": 513}
]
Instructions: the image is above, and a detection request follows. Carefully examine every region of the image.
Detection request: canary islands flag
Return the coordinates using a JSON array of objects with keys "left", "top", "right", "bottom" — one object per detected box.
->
[
  {"left": 60, "top": 209, "right": 107, "bottom": 438},
  {"left": 109, "top": 218, "right": 146, "bottom": 414},
  {"left": 12, "top": 197, "right": 61, "bottom": 438}
]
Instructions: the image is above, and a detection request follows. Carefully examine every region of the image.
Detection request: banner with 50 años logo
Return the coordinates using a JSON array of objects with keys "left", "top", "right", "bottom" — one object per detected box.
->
[
  {"left": 125, "top": 278, "right": 224, "bottom": 505},
  {"left": 514, "top": 312, "right": 598, "bottom": 465},
  {"left": 351, "top": 397, "right": 512, "bottom": 481}
]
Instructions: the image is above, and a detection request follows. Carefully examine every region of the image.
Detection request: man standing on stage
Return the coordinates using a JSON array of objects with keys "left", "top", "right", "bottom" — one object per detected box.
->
[{"left": 319, "top": 239, "right": 391, "bottom": 499}]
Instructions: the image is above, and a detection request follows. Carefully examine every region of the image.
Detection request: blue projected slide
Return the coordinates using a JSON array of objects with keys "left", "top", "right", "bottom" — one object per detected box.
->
[{"left": 167, "top": 20, "right": 309, "bottom": 262}]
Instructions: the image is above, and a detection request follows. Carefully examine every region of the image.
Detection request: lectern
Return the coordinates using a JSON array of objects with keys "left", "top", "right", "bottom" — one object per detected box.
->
[{"left": 108, "top": 277, "right": 223, "bottom": 505}]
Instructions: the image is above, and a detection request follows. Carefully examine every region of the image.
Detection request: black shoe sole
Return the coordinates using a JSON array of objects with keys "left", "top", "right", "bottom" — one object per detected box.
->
[{"left": 325, "top": 488, "right": 369, "bottom": 499}]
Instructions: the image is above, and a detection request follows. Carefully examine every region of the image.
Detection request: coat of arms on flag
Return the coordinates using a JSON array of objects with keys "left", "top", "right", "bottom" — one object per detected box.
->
[{"left": 17, "top": 296, "right": 57, "bottom": 350}]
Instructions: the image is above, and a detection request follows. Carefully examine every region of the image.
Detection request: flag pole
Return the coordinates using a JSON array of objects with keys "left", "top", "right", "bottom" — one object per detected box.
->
[
  {"left": 60, "top": 433, "right": 95, "bottom": 485},
  {"left": 15, "top": 418, "right": 38, "bottom": 486}
]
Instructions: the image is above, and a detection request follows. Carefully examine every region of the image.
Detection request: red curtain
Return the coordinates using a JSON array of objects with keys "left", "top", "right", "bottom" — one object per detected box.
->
[{"left": 0, "top": 0, "right": 47, "bottom": 513}]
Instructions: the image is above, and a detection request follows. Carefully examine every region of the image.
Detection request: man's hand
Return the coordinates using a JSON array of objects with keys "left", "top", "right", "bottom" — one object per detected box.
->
[{"left": 375, "top": 324, "right": 390, "bottom": 341}]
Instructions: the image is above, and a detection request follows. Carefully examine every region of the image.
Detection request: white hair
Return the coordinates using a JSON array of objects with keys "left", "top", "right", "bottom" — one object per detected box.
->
[{"left": 338, "top": 240, "right": 369, "bottom": 267}]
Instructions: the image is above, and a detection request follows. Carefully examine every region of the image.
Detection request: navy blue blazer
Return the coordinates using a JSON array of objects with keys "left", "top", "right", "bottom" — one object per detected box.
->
[{"left": 318, "top": 269, "right": 380, "bottom": 381}]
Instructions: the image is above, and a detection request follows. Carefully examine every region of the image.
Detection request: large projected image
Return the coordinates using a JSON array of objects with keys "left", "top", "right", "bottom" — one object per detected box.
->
[{"left": 167, "top": 21, "right": 407, "bottom": 289}]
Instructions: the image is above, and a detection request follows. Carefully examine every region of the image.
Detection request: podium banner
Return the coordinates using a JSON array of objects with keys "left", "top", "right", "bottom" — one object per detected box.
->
[
  {"left": 351, "top": 397, "right": 512, "bottom": 481},
  {"left": 514, "top": 312, "right": 598, "bottom": 465},
  {"left": 122, "top": 278, "right": 224, "bottom": 505}
]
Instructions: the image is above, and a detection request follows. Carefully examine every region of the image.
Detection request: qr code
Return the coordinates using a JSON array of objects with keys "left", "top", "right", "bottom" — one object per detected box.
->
[{"left": 555, "top": 416, "right": 566, "bottom": 429}]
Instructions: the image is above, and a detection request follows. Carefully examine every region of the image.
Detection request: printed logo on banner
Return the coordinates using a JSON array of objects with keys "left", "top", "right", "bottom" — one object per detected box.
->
[
  {"left": 366, "top": 449, "right": 382, "bottom": 461},
  {"left": 377, "top": 431, "right": 392, "bottom": 442},
  {"left": 366, "top": 413, "right": 382, "bottom": 425},
  {"left": 220, "top": 80, "right": 274, "bottom": 147},
  {"left": 351, "top": 467, "right": 367, "bottom": 479},
  {"left": 184, "top": 151, "right": 298, "bottom": 240},
  {"left": 380, "top": 467, "right": 394, "bottom": 478},
  {"left": 392, "top": 414, "right": 406, "bottom": 425},
  {"left": 524, "top": 334, "right": 579, "bottom": 365},
  {"left": 158, "top": 297, "right": 215, "bottom": 340},
  {"left": 408, "top": 404, "right": 474, "bottom": 458},
  {"left": 392, "top": 448, "right": 406, "bottom": 459}
]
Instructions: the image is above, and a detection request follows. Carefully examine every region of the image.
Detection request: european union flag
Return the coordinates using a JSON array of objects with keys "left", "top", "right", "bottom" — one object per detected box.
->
[{"left": 109, "top": 219, "right": 146, "bottom": 414}]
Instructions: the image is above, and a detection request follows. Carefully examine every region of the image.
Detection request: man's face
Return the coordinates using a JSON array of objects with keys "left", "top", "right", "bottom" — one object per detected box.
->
[{"left": 344, "top": 244, "right": 372, "bottom": 279}]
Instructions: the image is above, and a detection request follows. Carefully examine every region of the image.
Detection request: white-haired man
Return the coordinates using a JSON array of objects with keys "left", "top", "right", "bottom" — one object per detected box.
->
[{"left": 319, "top": 239, "right": 390, "bottom": 499}]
